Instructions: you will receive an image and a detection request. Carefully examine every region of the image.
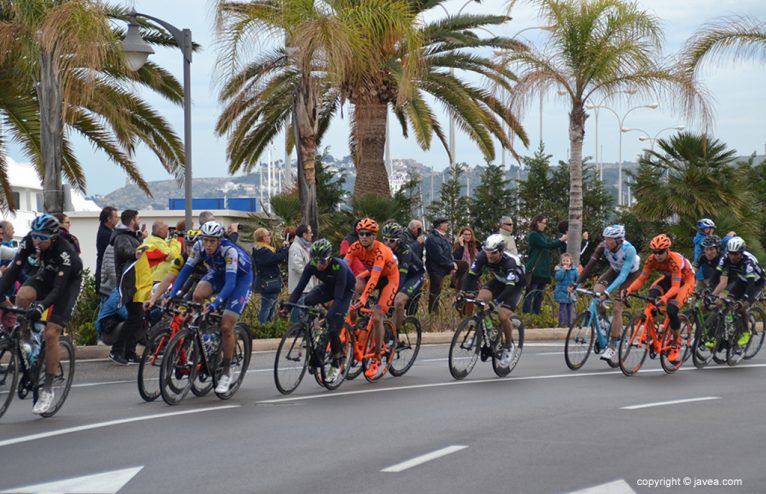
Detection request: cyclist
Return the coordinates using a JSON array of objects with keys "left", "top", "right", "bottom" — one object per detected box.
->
[
  {"left": 169, "top": 221, "right": 253, "bottom": 394},
  {"left": 711, "top": 236, "right": 765, "bottom": 350},
  {"left": 695, "top": 234, "right": 723, "bottom": 294},
  {"left": 144, "top": 229, "right": 207, "bottom": 308},
  {"left": 381, "top": 223, "right": 425, "bottom": 335},
  {"left": 343, "top": 218, "right": 400, "bottom": 378},
  {"left": 284, "top": 239, "right": 355, "bottom": 383},
  {"left": 0, "top": 214, "right": 82, "bottom": 414},
  {"left": 572, "top": 224, "right": 640, "bottom": 362},
  {"left": 459, "top": 234, "right": 525, "bottom": 366},
  {"left": 622, "top": 234, "right": 695, "bottom": 362}
]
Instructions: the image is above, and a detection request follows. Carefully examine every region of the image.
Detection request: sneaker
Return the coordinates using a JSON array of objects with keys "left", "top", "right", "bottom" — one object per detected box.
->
[
  {"left": 499, "top": 347, "right": 513, "bottom": 367},
  {"left": 600, "top": 346, "right": 616, "bottom": 362},
  {"left": 737, "top": 330, "right": 752, "bottom": 347},
  {"left": 326, "top": 366, "right": 340, "bottom": 384},
  {"left": 667, "top": 345, "right": 681, "bottom": 363},
  {"left": 32, "top": 389, "right": 54, "bottom": 415},
  {"left": 364, "top": 358, "right": 380, "bottom": 379},
  {"left": 215, "top": 373, "right": 232, "bottom": 394},
  {"left": 125, "top": 353, "right": 140, "bottom": 365},
  {"left": 108, "top": 352, "right": 128, "bottom": 365},
  {"left": 704, "top": 337, "right": 717, "bottom": 349}
]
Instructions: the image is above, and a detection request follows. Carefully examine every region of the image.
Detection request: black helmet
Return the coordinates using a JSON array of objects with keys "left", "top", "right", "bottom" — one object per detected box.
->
[
  {"left": 310, "top": 239, "right": 333, "bottom": 261},
  {"left": 381, "top": 223, "right": 404, "bottom": 240},
  {"left": 701, "top": 235, "right": 721, "bottom": 249}
]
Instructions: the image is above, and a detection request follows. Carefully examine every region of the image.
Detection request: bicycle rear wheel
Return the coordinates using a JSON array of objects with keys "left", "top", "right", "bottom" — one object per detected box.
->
[
  {"left": 215, "top": 323, "right": 252, "bottom": 399},
  {"left": 274, "top": 323, "right": 308, "bottom": 395},
  {"left": 138, "top": 321, "right": 171, "bottom": 402},
  {"left": 160, "top": 328, "right": 197, "bottom": 405},
  {"left": 492, "top": 316, "right": 524, "bottom": 377},
  {"left": 692, "top": 314, "right": 717, "bottom": 369},
  {"left": 660, "top": 315, "right": 691, "bottom": 374},
  {"left": 320, "top": 326, "right": 354, "bottom": 391},
  {"left": 389, "top": 316, "right": 422, "bottom": 377},
  {"left": 0, "top": 339, "right": 19, "bottom": 419},
  {"left": 744, "top": 307, "right": 766, "bottom": 359},
  {"left": 564, "top": 311, "right": 595, "bottom": 371},
  {"left": 619, "top": 315, "right": 649, "bottom": 376},
  {"left": 35, "top": 337, "right": 75, "bottom": 418},
  {"left": 448, "top": 316, "right": 480, "bottom": 380}
]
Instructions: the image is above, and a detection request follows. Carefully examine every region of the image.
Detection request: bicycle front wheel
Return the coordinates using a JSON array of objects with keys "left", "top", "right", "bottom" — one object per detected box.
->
[
  {"left": 564, "top": 311, "right": 595, "bottom": 371},
  {"left": 215, "top": 323, "right": 252, "bottom": 399},
  {"left": 692, "top": 313, "right": 717, "bottom": 369},
  {"left": 138, "top": 322, "right": 172, "bottom": 402},
  {"left": 160, "top": 328, "right": 197, "bottom": 405},
  {"left": 619, "top": 315, "right": 649, "bottom": 376},
  {"left": 744, "top": 307, "right": 766, "bottom": 359},
  {"left": 0, "top": 339, "right": 19, "bottom": 419},
  {"left": 389, "top": 316, "right": 422, "bottom": 377},
  {"left": 448, "top": 316, "right": 480, "bottom": 380},
  {"left": 35, "top": 337, "right": 75, "bottom": 418},
  {"left": 274, "top": 323, "right": 308, "bottom": 395}
]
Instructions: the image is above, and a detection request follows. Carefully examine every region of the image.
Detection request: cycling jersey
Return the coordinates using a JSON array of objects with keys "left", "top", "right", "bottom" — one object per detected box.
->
[
  {"left": 392, "top": 243, "right": 425, "bottom": 297},
  {"left": 576, "top": 240, "right": 639, "bottom": 295},
  {"left": 697, "top": 253, "right": 722, "bottom": 288},
  {"left": 717, "top": 251, "right": 764, "bottom": 283},
  {"left": 344, "top": 240, "right": 400, "bottom": 307},
  {"left": 289, "top": 257, "right": 355, "bottom": 305},
  {"left": 627, "top": 251, "right": 695, "bottom": 303},
  {"left": 463, "top": 251, "right": 525, "bottom": 308}
]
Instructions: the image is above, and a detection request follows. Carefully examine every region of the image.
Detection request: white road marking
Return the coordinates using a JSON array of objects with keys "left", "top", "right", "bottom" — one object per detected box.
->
[
  {"left": 1, "top": 466, "right": 143, "bottom": 494},
  {"left": 620, "top": 396, "right": 721, "bottom": 410},
  {"left": 568, "top": 479, "right": 636, "bottom": 494},
  {"left": 381, "top": 445, "right": 468, "bottom": 472},
  {"left": 0, "top": 405, "right": 239, "bottom": 448}
]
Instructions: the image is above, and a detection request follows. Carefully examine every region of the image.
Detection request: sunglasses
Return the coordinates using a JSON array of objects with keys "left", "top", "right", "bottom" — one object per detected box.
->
[
  {"left": 31, "top": 233, "right": 52, "bottom": 241},
  {"left": 483, "top": 248, "right": 501, "bottom": 254},
  {"left": 358, "top": 231, "right": 375, "bottom": 238},
  {"left": 503, "top": 223, "right": 513, "bottom": 227},
  {"left": 652, "top": 249, "right": 667, "bottom": 255},
  {"left": 383, "top": 237, "right": 398, "bottom": 243},
  {"left": 312, "top": 257, "right": 331, "bottom": 265}
]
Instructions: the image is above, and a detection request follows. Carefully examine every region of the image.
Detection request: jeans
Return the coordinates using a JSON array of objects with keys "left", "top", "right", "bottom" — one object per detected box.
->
[
  {"left": 558, "top": 302, "right": 575, "bottom": 327},
  {"left": 522, "top": 278, "right": 549, "bottom": 315},
  {"left": 258, "top": 292, "right": 280, "bottom": 323},
  {"left": 290, "top": 293, "right": 307, "bottom": 323},
  {"left": 428, "top": 274, "right": 446, "bottom": 314}
]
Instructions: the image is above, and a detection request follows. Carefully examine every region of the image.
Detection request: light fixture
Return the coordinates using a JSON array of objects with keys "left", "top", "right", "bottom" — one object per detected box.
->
[{"left": 121, "top": 19, "right": 154, "bottom": 71}]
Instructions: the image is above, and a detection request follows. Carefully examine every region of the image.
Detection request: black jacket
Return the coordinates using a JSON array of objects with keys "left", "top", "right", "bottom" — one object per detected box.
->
[
  {"left": 402, "top": 229, "right": 423, "bottom": 260},
  {"left": 95, "top": 223, "right": 113, "bottom": 293},
  {"left": 110, "top": 225, "right": 141, "bottom": 303},
  {"left": 252, "top": 244, "right": 289, "bottom": 293},
  {"left": 425, "top": 229, "right": 454, "bottom": 277}
]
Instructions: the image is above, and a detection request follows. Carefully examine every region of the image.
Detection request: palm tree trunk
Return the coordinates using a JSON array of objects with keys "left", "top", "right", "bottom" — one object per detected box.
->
[
  {"left": 38, "top": 49, "right": 64, "bottom": 213},
  {"left": 567, "top": 102, "right": 587, "bottom": 265},
  {"left": 293, "top": 76, "right": 319, "bottom": 235},
  {"left": 352, "top": 100, "right": 390, "bottom": 198}
]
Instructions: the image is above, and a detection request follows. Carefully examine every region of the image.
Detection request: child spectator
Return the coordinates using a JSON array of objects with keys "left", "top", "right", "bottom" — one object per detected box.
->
[{"left": 554, "top": 253, "right": 578, "bottom": 327}]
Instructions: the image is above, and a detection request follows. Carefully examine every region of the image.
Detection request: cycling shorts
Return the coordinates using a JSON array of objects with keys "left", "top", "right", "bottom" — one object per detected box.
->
[
  {"left": 368, "top": 275, "right": 398, "bottom": 313},
  {"left": 23, "top": 273, "right": 82, "bottom": 327},
  {"left": 483, "top": 279, "right": 523, "bottom": 311},
  {"left": 728, "top": 278, "right": 765, "bottom": 302},
  {"left": 398, "top": 274, "right": 424, "bottom": 298},
  {"left": 200, "top": 270, "right": 253, "bottom": 317},
  {"left": 597, "top": 268, "right": 640, "bottom": 294},
  {"left": 649, "top": 275, "right": 693, "bottom": 308}
]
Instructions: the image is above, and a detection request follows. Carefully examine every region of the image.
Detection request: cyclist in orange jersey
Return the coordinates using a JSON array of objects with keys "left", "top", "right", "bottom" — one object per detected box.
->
[
  {"left": 344, "top": 218, "right": 400, "bottom": 378},
  {"left": 622, "top": 234, "right": 695, "bottom": 362}
]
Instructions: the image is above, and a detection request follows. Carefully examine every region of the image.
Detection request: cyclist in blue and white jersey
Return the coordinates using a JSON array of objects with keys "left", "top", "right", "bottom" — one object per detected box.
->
[
  {"left": 572, "top": 224, "right": 640, "bottom": 362},
  {"left": 169, "top": 221, "right": 253, "bottom": 393}
]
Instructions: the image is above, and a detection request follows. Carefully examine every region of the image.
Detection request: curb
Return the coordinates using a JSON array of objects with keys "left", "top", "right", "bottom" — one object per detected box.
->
[{"left": 74, "top": 328, "right": 569, "bottom": 361}]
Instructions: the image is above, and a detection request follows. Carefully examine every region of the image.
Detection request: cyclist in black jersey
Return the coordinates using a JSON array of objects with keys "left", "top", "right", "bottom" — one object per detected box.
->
[
  {"left": 381, "top": 223, "right": 425, "bottom": 335},
  {"left": 695, "top": 234, "right": 723, "bottom": 294}
]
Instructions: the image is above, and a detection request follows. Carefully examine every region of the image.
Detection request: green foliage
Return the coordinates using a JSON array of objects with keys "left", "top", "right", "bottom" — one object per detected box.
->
[
  {"left": 426, "top": 164, "right": 471, "bottom": 236},
  {"left": 469, "top": 163, "right": 515, "bottom": 241},
  {"left": 69, "top": 269, "right": 99, "bottom": 345}
]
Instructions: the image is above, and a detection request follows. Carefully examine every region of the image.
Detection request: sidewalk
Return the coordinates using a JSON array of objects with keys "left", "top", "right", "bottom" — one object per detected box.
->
[{"left": 75, "top": 328, "right": 569, "bottom": 360}]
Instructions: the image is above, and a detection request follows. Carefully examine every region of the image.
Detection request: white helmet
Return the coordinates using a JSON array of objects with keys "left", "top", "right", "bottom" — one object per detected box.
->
[
  {"left": 200, "top": 221, "right": 224, "bottom": 238},
  {"left": 602, "top": 224, "right": 625, "bottom": 239},
  {"left": 727, "top": 236, "right": 746, "bottom": 253},
  {"left": 483, "top": 233, "right": 506, "bottom": 252}
]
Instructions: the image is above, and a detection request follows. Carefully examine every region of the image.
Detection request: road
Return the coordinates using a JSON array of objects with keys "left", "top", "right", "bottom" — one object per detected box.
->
[{"left": 0, "top": 342, "right": 764, "bottom": 494}]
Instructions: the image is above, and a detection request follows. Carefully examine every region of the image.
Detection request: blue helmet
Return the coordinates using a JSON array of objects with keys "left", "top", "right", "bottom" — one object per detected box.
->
[
  {"left": 697, "top": 218, "right": 715, "bottom": 231},
  {"left": 31, "top": 213, "right": 60, "bottom": 234}
]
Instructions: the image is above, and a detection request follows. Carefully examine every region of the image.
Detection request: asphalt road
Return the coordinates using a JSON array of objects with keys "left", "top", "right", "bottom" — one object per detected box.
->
[{"left": 1, "top": 342, "right": 764, "bottom": 494}]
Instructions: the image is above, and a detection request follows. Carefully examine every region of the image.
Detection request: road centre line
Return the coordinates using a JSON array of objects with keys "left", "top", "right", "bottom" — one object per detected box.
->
[
  {"left": 257, "top": 363, "right": 766, "bottom": 404},
  {"left": 620, "top": 396, "right": 721, "bottom": 410},
  {"left": 381, "top": 445, "right": 468, "bottom": 472},
  {"left": 0, "top": 405, "right": 240, "bottom": 448}
]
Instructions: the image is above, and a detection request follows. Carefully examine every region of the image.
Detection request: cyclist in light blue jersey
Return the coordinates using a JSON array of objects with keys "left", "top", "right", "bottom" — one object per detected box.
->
[{"left": 169, "top": 221, "right": 253, "bottom": 393}]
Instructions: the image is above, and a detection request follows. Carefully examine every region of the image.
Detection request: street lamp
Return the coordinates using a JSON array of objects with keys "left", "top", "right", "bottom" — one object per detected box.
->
[
  {"left": 121, "top": 11, "right": 194, "bottom": 228},
  {"left": 585, "top": 88, "right": 636, "bottom": 180},
  {"left": 633, "top": 125, "right": 685, "bottom": 151}
]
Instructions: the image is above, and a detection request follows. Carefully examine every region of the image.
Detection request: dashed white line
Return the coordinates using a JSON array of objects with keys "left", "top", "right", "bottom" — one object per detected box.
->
[
  {"left": 620, "top": 396, "right": 721, "bottom": 410},
  {"left": 381, "top": 445, "right": 468, "bottom": 472}
]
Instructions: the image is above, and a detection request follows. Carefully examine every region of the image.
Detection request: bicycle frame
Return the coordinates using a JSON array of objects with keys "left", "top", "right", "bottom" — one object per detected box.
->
[{"left": 1, "top": 309, "right": 45, "bottom": 398}]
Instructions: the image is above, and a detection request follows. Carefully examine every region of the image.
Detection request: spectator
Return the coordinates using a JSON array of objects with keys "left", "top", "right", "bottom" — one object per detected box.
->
[
  {"left": 557, "top": 220, "right": 589, "bottom": 263},
  {"left": 288, "top": 224, "right": 316, "bottom": 321},
  {"left": 53, "top": 213, "right": 81, "bottom": 254},
  {"left": 199, "top": 211, "right": 239, "bottom": 243},
  {"left": 0, "top": 220, "right": 18, "bottom": 327},
  {"left": 522, "top": 215, "right": 567, "bottom": 314},
  {"left": 452, "top": 226, "right": 478, "bottom": 290},
  {"left": 554, "top": 253, "right": 578, "bottom": 327},
  {"left": 497, "top": 216, "right": 518, "bottom": 255},
  {"left": 95, "top": 206, "right": 118, "bottom": 297},
  {"left": 252, "top": 227, "right": 289, "bottom": 323},
  {"left": 143, "top": 221, "right": 177, "bottom": 284},
  {"left": 108, "top": 209, "right": 151, "bottom": 365},
  {"left": 340, "top": 219, "right": 366, "bottom": 276},
  {"left": 0, "top": 220, "right": 17, "bottom": 248},
  {"left": 403, "top": 219, "right": 425, "bottom": 259},
  {"left": 425, "top": 217, "right": 456, "bottom": 313}
]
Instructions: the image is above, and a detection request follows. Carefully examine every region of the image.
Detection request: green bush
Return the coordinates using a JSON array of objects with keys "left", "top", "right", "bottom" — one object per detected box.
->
[{"left": 69, "top": 269, "right": 100, "bottom": 346}]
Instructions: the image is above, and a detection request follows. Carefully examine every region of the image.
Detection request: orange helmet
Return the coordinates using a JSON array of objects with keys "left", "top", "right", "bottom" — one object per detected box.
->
[
  {"left": 356, "top": 217, "right": 379, "bottom": 233},
  {"left": 649, "top": 234, "right": 672, "bottom": 250}
]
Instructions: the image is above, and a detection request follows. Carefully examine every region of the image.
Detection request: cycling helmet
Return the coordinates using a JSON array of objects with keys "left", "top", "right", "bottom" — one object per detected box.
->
[
  {"left": 185, "top": 229, "right": 202, "bottom": 242},
  {"left": 697, "top": 218, "right": 715, "bottom": 230},
  {"left": 483, "top": 233, "right": 506, "bottom": 252},
  {"left": 356, "top": 218, "right": 379, "bottom": 233},
  {"left": 381, "top": 223, "right": 404, "bottom": 240},
  {"left": 701, "top": 235, "right": 721, "bottom": 249},
  {"left": 649, "top": 234, "right": 672, "bottom": 250},
  {"left": 602, "top": 224, "right": 625, "bottom": 239},
  {"left": 727, "top": 236, "right": 746, "bottom": 253},
  {"left": 310, "top": 238, "right": 333, "bottom": 261},
  {"left": 30, "top": 213, "right": 60, "bottom": 235},
  {"left": 200, "top": 221, "right": 224, "bottom": 238}
]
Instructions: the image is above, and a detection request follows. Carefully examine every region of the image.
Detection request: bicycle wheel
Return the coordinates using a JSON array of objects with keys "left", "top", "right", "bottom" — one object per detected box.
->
[
  {"left": 215, "top": 323, "right": 252, "bottom": 399},
  {"left": 320, "top": 326, "right": 354, "bottom": 391},
  {"left": 0, "top": 339, "right": 19, "bottom": 419},
  {"left": 137, "top": 322, "right": 172, "bottom": 402},
  {"left": 744, "top": 307, "right": 766, "bottom": 359},
  {"left": 619, "top": 315, "right": 649, "bottom": 376},
  {"left": 660, "top": 315, "right": 691, "bottom": 374},
  {"left": 192, "top": 325, "right": 219, "bottom": 397},
  {"left": 492, "top": 316, "right": 524, "bottom": 377},
  {"left": 160, "top": 328, "right": 197, "bottom": 405},
  {"left": 363, "top": 320, "right": 396, "bottom": 382},
  {"left": 448, "top": 316, "right": 480, "bottom": 380},
  {"left": 692, "top": 313, "right": 717, "bottom": 369},
  {"left": 346, "top": 324, "right": 366, "bottom": 381},
  {"left": 564, "top": 311, "right": 595, "bottom": 371},
  {"left": 34, "top": 337, "right": 75, "bottom": 418},
  {"left": 389, "top": 316, "right": 422, "bottom": 377},
  {"left": 274, "top": 323, "right": 308, "bottom": 395}
]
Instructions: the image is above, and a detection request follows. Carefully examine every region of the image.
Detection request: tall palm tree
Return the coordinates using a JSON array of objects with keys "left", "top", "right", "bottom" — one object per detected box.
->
[
  {"left": 0, "top": 1, "right": 186, "bottom": 212},
  {"left": 504, "top": 0, "right": 710, "bottom": 264},
  {"left": 682, "top": 16, "right": 766, "bottom": 76}
]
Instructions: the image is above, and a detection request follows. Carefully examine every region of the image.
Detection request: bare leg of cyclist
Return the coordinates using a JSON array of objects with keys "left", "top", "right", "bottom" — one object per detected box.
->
[
  {"left": 498, "top": 306, "right": 514, "bottom": 348},
  {"left": 220, "top": 313, "right": 237, "bottom": 373},
  {"left": 42, "top": 323, "right": 62, "bottom": 381},
  {"left": 393, "top": 292, "right": 408, "bottom": 333},
  {"left": 192, "top": 281, "right": 213, "bottom": 304},
  {"left": 371, "top": 309, "right": 385, "bottom": 360}
]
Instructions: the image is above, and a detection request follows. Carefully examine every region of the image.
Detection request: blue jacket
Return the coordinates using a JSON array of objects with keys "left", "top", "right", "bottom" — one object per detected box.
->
[
  {"left": 553, "top": 266, "right": 578, "bottom": 304},
  {"left": 95, "top": 288, "right": 128, "bottom": 335}
]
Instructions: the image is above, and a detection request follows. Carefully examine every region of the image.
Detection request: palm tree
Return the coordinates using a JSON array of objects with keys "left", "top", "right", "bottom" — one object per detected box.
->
[
  {"left": 0, "top": 1, "right": 186, "bottom": 212},
  {"left": 682, "top": 16, "right": 766, "bottom": 76},
  {"left": 503, "top": 0, "right": 710, "bottom": 264}
]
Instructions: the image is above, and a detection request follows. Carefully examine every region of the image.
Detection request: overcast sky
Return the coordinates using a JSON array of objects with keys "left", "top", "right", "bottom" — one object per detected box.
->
[{"left": 9, "top": 0, "right": 765, "bottom": 195}]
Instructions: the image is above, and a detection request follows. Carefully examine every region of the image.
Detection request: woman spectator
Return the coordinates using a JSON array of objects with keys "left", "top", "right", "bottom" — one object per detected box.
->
[
  {"left": 53, "top": 213, "right": 81, "bottom": 254},
  {"left": 522, "top": 215, "right": 567, "bottom": 314},
  {"left": 451, "top": 227, "right": 479, "bottom": 290},
  {"left": 252, "top": 228, "right": 289, "bottom": 323}
]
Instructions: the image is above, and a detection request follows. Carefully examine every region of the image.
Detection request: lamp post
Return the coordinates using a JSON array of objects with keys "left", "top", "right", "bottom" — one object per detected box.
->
[
  {"left": 631, "top": 125, "right": 685, "bottom": 151},
  {"left": 122, "top": 11, "right": 194, "bottom": 228},
  {"left": 585, "top": 88, "right": 637, "bottom": 181}
]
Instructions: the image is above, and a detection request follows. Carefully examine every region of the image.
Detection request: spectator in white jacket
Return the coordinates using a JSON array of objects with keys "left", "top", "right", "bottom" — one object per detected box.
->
[{"left": 288, "top": 224, "right": 316, "bottom": 321}]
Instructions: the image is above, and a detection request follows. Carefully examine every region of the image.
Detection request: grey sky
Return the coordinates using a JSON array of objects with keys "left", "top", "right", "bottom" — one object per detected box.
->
[{"left": 9, "top": 0, "right": 765, "bottom": 195}]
